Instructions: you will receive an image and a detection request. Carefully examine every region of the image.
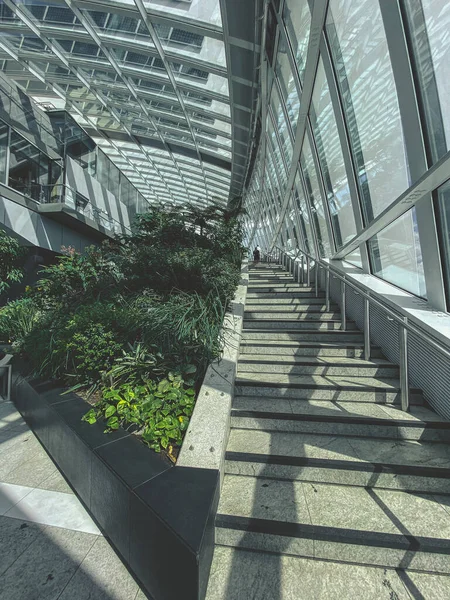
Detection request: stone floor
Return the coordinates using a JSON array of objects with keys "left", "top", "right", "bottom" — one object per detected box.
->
[{"left": 0, "top": 394, "right": 148, "bottom": 600}]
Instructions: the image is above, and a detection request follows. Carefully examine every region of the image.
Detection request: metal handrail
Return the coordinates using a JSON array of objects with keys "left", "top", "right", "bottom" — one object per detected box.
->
[{"left": 275, "top": 245, "right": 450, "bottom": 412}]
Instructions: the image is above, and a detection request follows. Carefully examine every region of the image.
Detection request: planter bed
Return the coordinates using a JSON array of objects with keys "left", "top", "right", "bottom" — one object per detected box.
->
[{"left": 11, "top": 372, "right": 219, "bottom": 600}]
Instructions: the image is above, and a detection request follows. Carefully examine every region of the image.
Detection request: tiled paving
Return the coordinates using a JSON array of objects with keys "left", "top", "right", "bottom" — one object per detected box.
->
[{"left": 0, "top": 395, "right": 148, "bottom": 600}]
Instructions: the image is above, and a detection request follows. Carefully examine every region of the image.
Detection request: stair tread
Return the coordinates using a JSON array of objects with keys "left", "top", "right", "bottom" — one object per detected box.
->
[
  {"left": 226, "top": 428, "right": 450, "bottom": 469},
  {"left": 217, "top": 474, "right": 450, "bottom": 542},
  {"left": 236, "top": 372, "right": 411, "bottom": 391},
  {"left": 240, "top": 340, "right": 374, "bottom": 348},
  {"left": 205, "top": 546, "right": 447, "bottom": 600},
  {"left": 245, "top": 309, "right": 339, "bottom": 313},
  {"left": 231, "top": 397, "right": 443, "bottom": 424},
  {"left": 238, "top": 355, "right": 394, "bottom": 367}
]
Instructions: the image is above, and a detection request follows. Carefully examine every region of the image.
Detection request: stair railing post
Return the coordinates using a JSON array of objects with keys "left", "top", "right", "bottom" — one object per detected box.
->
[
  {"left": 364, "top": 297, "right": 371, "bottom": 361},
  {"left": 399, "top": 317, "right": 410, "bottom": 412},
  {"left": 325, "top": 269, "right": 330, "bottom": 312},
  {"left": 341, "top": 279, "right": 347, "bottom": 331},
  {"left": 315, "top": 263, "right": 319, "bottom": 297}
]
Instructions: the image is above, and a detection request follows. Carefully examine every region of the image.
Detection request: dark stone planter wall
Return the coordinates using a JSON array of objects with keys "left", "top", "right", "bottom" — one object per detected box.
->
[{"left": 12, "top": 373, "right": 219, "bottom": 600}]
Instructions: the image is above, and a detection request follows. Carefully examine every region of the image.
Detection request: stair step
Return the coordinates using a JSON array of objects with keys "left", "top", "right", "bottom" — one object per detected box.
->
[
  {"left": 237, "top": 357, "right": 397, "bottom": 377},
  {"left": 239, "top": 342, "right": 384, "bottom": 358},
  {"left": 244, "top": 312, "right": 342, "bottom": 320},
  {"left": 243, "top": 320, "right": 357, "bottom": 331},
  {"left": 230, "top": 405, "right": 450, "bottom": 441},
  {"left": 245, "top": 304, "right": 337, "bottom": 312},
  {"left": 242, "top": 331, "right": 363, "bottom": 342},
  {"left": 245, "top": 298, "right": 329, "bottom": 305},
  {"left": 225, "top": 429, "right": 450, "bottom": 493},
  {"left": 235, "top": 373, "right": 422, "bottom": 404},
  {"left": 247, "top": 292, "right": 324, "bottom": 299},
  {"left": 216, "top": 475, "right": 450, "bottom": 571},
  {"left": 239, "top": 355, "right": 393, "bottom": 367},
  {"left": 248, "top": 276, "right": 296, "bottom": 282},
  {"left": 248, "top": 287, "right": 317, "bottom": 294},
  {"left": 206, "top": 546, "right": 446, "bottom": 600}
]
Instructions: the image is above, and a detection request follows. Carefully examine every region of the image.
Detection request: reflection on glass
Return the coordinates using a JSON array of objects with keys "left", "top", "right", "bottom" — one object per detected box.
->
[
  {"left": 436, "top": 180, "right": 450, "bottom": 307},
  {"left": 300, "top": 134, "right": 331, "bottom": 257},
  {"left": 368, "top": 208, "right": 426, "bottom": 298},
  {"left": 270, "top": 85, "right": 293, "bottom": 166},
  {"left": 310, "top": 57, "right": 357, "bottom": 250},
  {"left": 405, "top": 0, "right": 450, "bottom": 162},
  {"left": 293, "top": 171, "right": 313, "bottom": 255},
  {"left": 344, "top": 247, "right": 362, "bottom": 269},
  {"left": 276, "top": 40, "right": 300, "bottom": 135},
  {"left": 267, "top": 118, "right": 288, "bottom": 195},
  {"left": 0, "top": 120, "right": 7, "bottom": 184},
  {"left": 327, "top": 0, "right": 409, "bottom": 222},
  {"left": 283, "top": 0, "right": 311, "bottom": 84},
  {"left": 9, "top": 130, "right": 50, "bottom": 202}
]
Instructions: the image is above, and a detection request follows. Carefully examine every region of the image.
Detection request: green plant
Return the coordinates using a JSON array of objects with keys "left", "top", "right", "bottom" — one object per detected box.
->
[
  {"left": 105, "top": 342, "right": 167, "bottom": 386},
  {"left": 11, "top": 202, "right": 243, "bottom": 458},
  {"left": 22, "top": 303, "right": 129, "bottom": 383},
  {"left": 141, "top": 292, "right": 226, "bottom": 375},
  {"left": 34, "top": 245, "right": 124, "bottom": 311},
  {"left": 0, "top": 298, "right": 41, "bottom": 347},
  {"left": 0, "top": 229, "right": 25, "bottom": 295},
  {"left": 83, "top": 370, "right": 195, "bottom": 454},
  {"left": 66, "top": 323, "right": 123, "bottom": 385}
]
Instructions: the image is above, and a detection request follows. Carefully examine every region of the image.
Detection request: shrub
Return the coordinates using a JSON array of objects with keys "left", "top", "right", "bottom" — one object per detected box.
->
[
  {"left": 23, "top": 302, "right": 132, "bottom": 382},
  {"left": 140, "top": 292, "right": 226, "bottom": 376},
  {"left": 0, "top": 229, "right": 25, "bottom": 295},
  {"left": 34, "top": 245, "right": 124, "bottom": 311},
  {"left": 8, "top": 202, "right": 244, "bottom": 457},
  {"left": 0, "top": 298, "right": 41, "bottom": 347},
  {"left": 105, "top": 342, "right": 168, "bottom": 386}
]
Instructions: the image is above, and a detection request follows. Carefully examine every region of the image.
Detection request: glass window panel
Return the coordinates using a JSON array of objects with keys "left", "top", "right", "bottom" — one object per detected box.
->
[
  {"left": 271, "top": 85, "right": 293, "bottom": 166},
  {"left": 283, "top": 0, "right": 311, "bottom": 84},
  {"left": 267, "top": 118, "right": 288, "bottom": 193},
  {"left": 9, "top": 131, "right": 49, "bottom": 202},
  {"left": 344, "top": 247, "right": 362, "bottom": 269},
  {"left": 405, "top": 0, "right": 450, "bottom": 162},
  {"left": 310, "top": 57, "right": 357, "bottom": 249},
  {"left": 436, "top": 179, "right": 450, "bottom": 308},
  {"left": 300, "top": 134, "right": 331, "bottom": 257},
  {"left": 97, "top": 149, "right": 110, "bottom": 189},
  {"left": 327, "top": 0, "right": 409, "bottom": 222},
  {"left": 105, "top": 14, "right": 138, "bottom": 33},
  {"left": 0, "top": 120, "right": 8, "bottom": 184},
  {"left": 368, "top": 208, "right": 426, "bottom": 298},
  {"left": 45, "top": 6, "right": 77, "bottom": 24},
  {"left": 170, "top": 29, "right": 203, "bottom": 49},
  {"left": 293, "top": 171, "right": 313, "bottom": 255},
  {"left": 275, "top": 40, "right": 300, "bottom": 135}
]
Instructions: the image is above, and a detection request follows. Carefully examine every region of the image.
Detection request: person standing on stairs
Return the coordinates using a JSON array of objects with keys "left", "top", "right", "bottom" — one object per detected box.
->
[{"left": 253, "top": 245, "right": 261, "bottom": 264}]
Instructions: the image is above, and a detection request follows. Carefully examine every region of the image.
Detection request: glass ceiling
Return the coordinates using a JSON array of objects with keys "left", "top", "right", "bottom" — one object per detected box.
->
[{"left": 0, "top": 0, "right": 234, "bottom": 208}]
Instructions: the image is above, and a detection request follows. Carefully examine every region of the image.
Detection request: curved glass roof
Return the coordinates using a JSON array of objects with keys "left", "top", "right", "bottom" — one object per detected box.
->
[{"left": 0, "top": 0, "right": 246, "bottom": 208}]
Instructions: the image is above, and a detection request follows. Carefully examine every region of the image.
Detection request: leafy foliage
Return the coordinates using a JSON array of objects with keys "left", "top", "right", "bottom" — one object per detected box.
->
[
  {"left": 2, "top": 202, "right": 244, "bottom": 456},
  {"left": 82, "top": 370, "right": 195, "bottom": 454},
  {"left": 0, "top": 297, "right": 41, "bottom": 347},
  {"left": 0, "top": 229, "right": 25, "bottom": 295}
]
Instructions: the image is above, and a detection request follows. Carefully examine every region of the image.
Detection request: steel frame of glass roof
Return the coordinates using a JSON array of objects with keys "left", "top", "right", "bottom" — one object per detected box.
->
[
  {"left": 0, "top": 0, "right": 260, "bottom": 209},
  {"left": 243, "top": 0, "right": 450, "bottom": 312}
]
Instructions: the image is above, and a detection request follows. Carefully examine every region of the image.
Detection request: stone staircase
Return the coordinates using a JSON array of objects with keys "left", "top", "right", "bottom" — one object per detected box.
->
[{"left": 206, "top": 263, "right": 450, "bottom": 599}]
